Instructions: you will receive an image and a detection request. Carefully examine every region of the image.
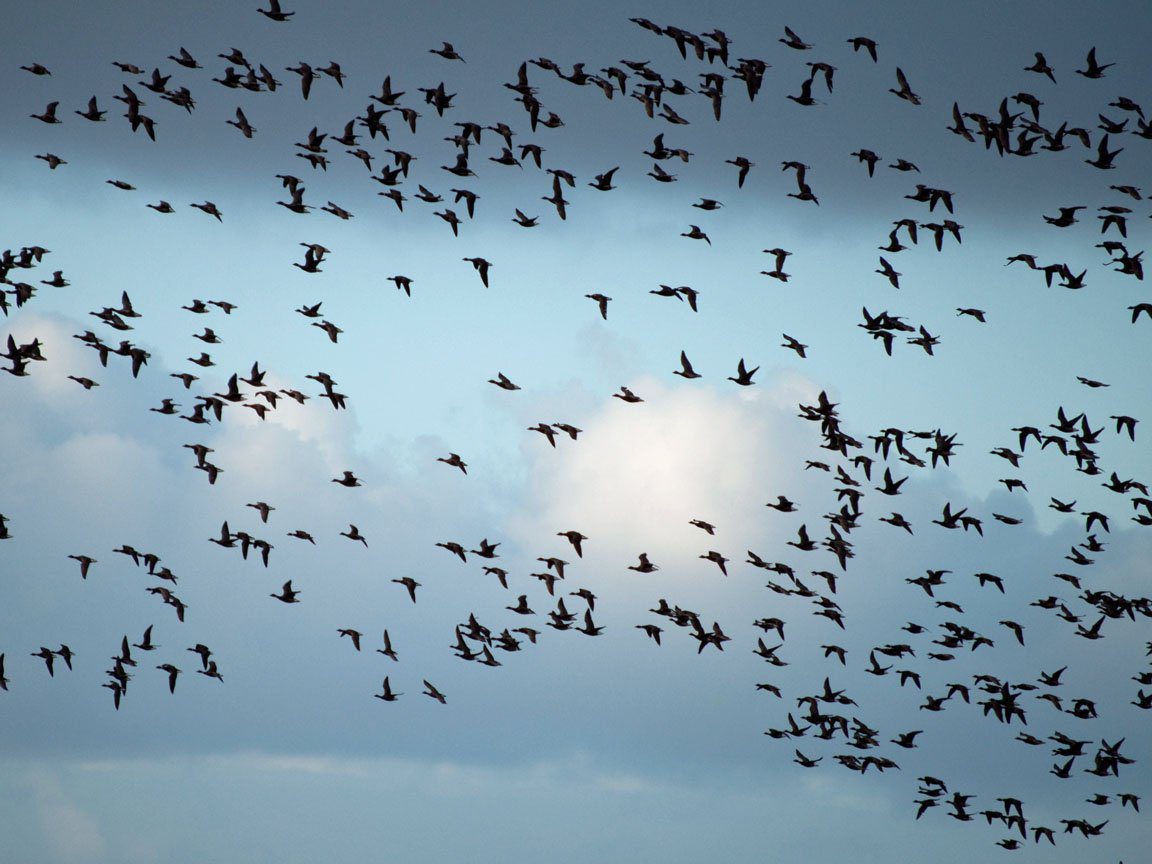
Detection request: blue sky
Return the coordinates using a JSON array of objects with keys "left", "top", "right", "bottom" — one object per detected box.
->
[{"left": 2, "top": 1, "right": 1151, "bottom": 862}]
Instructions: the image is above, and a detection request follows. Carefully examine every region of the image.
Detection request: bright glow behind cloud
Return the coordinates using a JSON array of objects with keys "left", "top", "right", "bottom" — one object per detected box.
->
[{"left": 512, "top": 374, "right": 820, "bottom": 559}]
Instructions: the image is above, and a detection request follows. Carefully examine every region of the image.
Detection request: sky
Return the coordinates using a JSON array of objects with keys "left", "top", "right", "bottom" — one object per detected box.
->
[{"left": 2, "top": 1, "right": 1152, "bottom": 862}]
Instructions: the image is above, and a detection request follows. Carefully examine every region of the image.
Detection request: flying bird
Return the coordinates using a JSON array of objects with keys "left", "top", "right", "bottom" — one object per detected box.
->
[
  {"left": 889, "top": 68, "right": 921, "bottom": 105},
  {"left": 437, "top": 452, "right": 468, "bottom": 474},
  {"left": 270, "top": 580, "right": 301, "bottom": 603},
  {"left": 727, "top": 358, "right": 758, "bottom": 385},
  {"left": 374, "top": 677, "right": 401, "bottom": 702},
  {"left": 1076, "top": 46, "right": 1114, "bottom": 79},
  {"left": 258, "top": 1, "right": 295, "bottom": 22},
  {"left": 585, "top": 293, "right": 611, "bottom": 319}
]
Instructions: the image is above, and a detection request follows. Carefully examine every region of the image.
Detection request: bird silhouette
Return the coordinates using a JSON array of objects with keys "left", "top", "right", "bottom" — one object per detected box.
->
[
  {"left": 1076, "top": 46, "right": 1114, "bottom": 79},
  {"left": 157, "top": 663, "right": 180, "bottom": 693},
  {"left": 889, "top": 68, "right": 921, "bottom": 105},
  {"left": 4, "top": 14, "right": 1152, "bottom": 854},
  {"left": 585, "top": 294, "right": 611, "bottom": 319},
  {"left": 374, "top": 677, "right": 401, "bottom": 701},
  {"left": 270, "top": 580, "right": 301, "bottom": 603},
  {"left": 727, "top": 358, "right": 758, "bottom": 386},
  {"left": 392, "top": 577, "right": 420, "bottom": 603}
]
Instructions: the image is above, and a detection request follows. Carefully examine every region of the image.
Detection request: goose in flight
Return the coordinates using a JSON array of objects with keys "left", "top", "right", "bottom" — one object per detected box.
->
[
  {"left": 589, "top": 167, "right": 618, "bottom": 190},
  {"left": 1085, "top": 134, "right": 1122, "bottom": 170},
  {"left": 889, "top": 68, "right": 921, "bottom": 105},
  {"left": 726, "top": 156, "right": 754, "bottom": 187},
  {"left": 628, "top": 553, "right": 659, "bottom": 573},
  {"left": 157, "top": 664, "right": 181, "bottom": 693},
  {"left": 471, "top": 538, "right": 500, "bottom": 558},
  {"left": 270, "top": 580, "right": 301, "bottom": 603},
  {"left": 847, "top": 36, "right": 878, "bottom": 62},
  {"left": 437, "top": 452, "right": 467, "bottom": 474},
  {"left": 75, "top": 96, "right": 106, "bottom": 122},
  {"left": 376, "top": 631, "right": 398, "bottom": 661},
  {"left": 32, "top": 647, "right": 57, "bottom": 676},
  {"left": 488, "top": 372, "right": 520, "bottom": 390},
  {"left": 1075, "top": 46, "right": 1113, "bottom": 79},
  {"left": 577, "top": 609, "right": 603, "bottom": 636},
  {"left": 340, "top": 524, "right": 368, "bottom": 546},
  {"left": 674, "top": 350, "right": 701, "bottom": 379},
  {"left": 680, "top": 224, "right": 711, "bottom": 244},
  {"left": 636, "top": 624, "right": 662, "bottom": 645},
  {"left": 727, "top": 358, "right": 758, "bottom": 385},
  {"left": 374, "top": 677, "right": 401, "bottom": 701},
  {"left": 851, "top": 149, "right": 880, "bottom": 176},
  {"left": 781, "top": 334, "right": 807, "bottom": 357},
  {"left": 876, "top": 256, "right": 901, "bottom": 288},
  {"left": 436, "top": 541, "right": 467, "bottom": 562},
  {"left": 57, "top": 646, "right": 77, "bottom": 672},
  {"left": 613, "top": 385, "right": 643, "bottom": 403},
  {"left": 430, "top": 42, "right": 465, "bottom": 62},
  {"left": 388, "top": 275, "right": 413, "bottom": 296},
  {"left": 529, "top": 423, "right": 557, "bottom": 446},
  {"left": 762, "top": 247, "right": 791, "bottom": 280},
  {"left": 557, "top": 530, "right": 587, "bottom": 557},
  {"left": 31, "top": 101, "right": 62, "bottom": 124},
  {"left": 463, "top": 257, "right": 492, "bottom": 287},
  {"left": 874, "top": 467, "right": 908, "bottom": 495},
  {"left": 778, "top": 25, "right": 812, "bottom": 50},
  {"left": 700, "top": 551, "right": 729, "bottom": 575},
  {"left": 68, "top": 554, "right": 97, "bottom": 578},
  {"left": 585, "top": 293, "right": 611, "bottom": 319},
  {"left": 392, "top": 576, "right": 420, "bottom": 602},
  {"left": 506, "top": 595, "right": 534, "bottom": 615},
  {"left": 553, "top": 423, "right": 581, "bottom": 440},
  {"left": 1024, "top": 51, "right": 1056, "bottom": 82},
  {"left": 227, "top": 107, "right": 256, "bottom": 138},
  {"left": 258, "top": 0, "right": 294, "bottom": 20}
]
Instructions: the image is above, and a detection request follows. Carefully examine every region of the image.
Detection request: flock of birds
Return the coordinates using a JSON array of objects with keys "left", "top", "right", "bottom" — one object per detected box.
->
[{"left": 3, "top": 4, "right": 1151, "bottom": 856}]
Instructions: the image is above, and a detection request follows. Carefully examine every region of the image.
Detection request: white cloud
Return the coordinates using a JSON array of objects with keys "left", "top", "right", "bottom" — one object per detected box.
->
[
  {"left": 236, "top": 754, "right": 370, "bottom": 777},
  {"left": 210, "top": 371, "right": 359, "bottom": 472},
  {"left": 75, "top": 751, "right": 667, "bottom": 798},
  {"left": 509, "top": 374, "right": 821, "bottom": 560},
  {"left": 26, "top": 768, "right": 107, "bottom": 863}
]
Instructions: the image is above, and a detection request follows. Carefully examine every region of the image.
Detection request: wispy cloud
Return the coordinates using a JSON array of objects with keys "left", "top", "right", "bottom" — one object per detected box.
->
[{"left": 26, "top": 768, "right": 107, "bottom": 863}]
